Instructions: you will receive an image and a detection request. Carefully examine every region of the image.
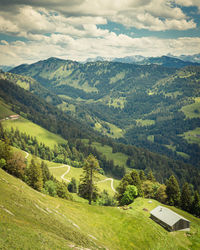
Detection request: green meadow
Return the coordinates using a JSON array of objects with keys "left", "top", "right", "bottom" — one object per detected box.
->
[
  {"left": 182, "top": 127, "right": 200, "bottom": 146},
  {"left": 89, "top": 141, "right": 128, "bottom": 168},
  {"left": 10, "top": 145, "right": 118, "bottom": 197},
  {"left": 2, "top": 117, "right": 68, "bottom": 149},
  {"left": 49, "top": 164, "right": 119, "bottom": 196},
  {"left": 0, "top": 100, "right": 15, "bottom": 119},
  {"left": 1, "top": 168, "right": 200, "bottom": 249},
  {"left": 181, "top": 97, "right": 200, "bottom": 119}
]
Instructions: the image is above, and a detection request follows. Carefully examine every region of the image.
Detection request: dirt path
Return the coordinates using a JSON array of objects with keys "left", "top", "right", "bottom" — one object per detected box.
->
[
  {"left": 97, "top": 178, "right": 117, "bottom": 193},
  {"left": 50, "top": 165, "right": 71, "bottom": 182},
  {"left": 24, "top": 152, "right": 29, "bottom": 159},
  {"left": 50, "top": 165, "right": 117, "bottom": 193}
]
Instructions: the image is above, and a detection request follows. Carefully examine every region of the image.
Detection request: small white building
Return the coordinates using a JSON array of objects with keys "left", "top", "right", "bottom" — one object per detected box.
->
[
  {"left": 150, "top": 206, "right": 190, "bottom": 231},
  {"left": 9, "top": 115, "right": 20, "bottom": 120}
]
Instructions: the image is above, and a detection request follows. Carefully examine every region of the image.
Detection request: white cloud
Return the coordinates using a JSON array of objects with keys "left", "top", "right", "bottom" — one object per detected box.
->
[
  {"left": 0, "top": 0, "right": 198, "bottom": 34},
  {"left": 175, "top": 0, "right": 200, "bottom": 8},
  {"left": 0, "top": 16, "right": 20, "bottom": 34},
  {"left": 1, "top": 34, "right": 200, "bottom": 65},
  {"left": 0, "top": 0, "right": 199, "bottom": 65}
]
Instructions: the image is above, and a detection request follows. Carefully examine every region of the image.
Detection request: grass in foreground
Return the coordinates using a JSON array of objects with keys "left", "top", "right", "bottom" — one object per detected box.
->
[{"left": 0, "top": 169, "right": 200, "bottom": 249}]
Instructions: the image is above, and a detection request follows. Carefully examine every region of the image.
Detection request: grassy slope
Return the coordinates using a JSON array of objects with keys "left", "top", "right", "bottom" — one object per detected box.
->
[
  {"left": 0, "top": 100, "right": 15, "bottom": 119},
  {"left": 183, "top": 128, "right": 200, "bottom": 146},
  {"left": 1, "top": 104, "right": 119, "bottom": 196},
  {"left": 89, "top": 141, "right": 128, "bottom": 168},
  {"left": 2, "top": 117, "right": 67, "bottom": 149},
  {"left": 49, "top": 164, "right": 119, "bottom": 196},
  {"left": 1, "top": 169, "right": 200, "bottom": 249},
  {"left": 181, "top": 97, "right": 200, "bottom": 119},
  {"left": 10, "top": 144, "right": 118, "bottom": 197}
]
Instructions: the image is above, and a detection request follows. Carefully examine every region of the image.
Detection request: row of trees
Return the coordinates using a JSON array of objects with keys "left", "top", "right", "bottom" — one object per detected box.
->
[{"left": 116, "top": 169, "right": 200, "bottom": 217}]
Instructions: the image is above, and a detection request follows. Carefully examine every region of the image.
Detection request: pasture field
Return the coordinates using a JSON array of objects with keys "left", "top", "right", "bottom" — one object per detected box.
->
[
  {"left": 49, "top": 164, "right": 119, "bottom": 196},
  {"left": 9, "top": 145, "right": 119, "bottom": 197},
  {"left": 94, "top": 121, "right": 124, "bottom": 139},
  {"left": 1, "top": 168, "right": 200, "bottom": 249},
  {"left": 136, "top": 119, "right": 155, "bottom": 127},
  {"left": 181, "top": 97, "right": 200, "bottom": 119},
  {"left": 89, "top": 141, "right": 128, "bottom": 168},
  {"left": 182, "top": 127, "right": 200, "bottom": 146},
  {"left": 0, "top": 100, "right": 15, "bottom": 119},
  {"left": 2, "top": 117, "right": 68, "bottom": 149}
]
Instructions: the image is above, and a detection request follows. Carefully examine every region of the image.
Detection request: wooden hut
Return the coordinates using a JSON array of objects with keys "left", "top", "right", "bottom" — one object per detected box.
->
[{"left": 150, "top": 206, "right": 190, "bottom": 231}]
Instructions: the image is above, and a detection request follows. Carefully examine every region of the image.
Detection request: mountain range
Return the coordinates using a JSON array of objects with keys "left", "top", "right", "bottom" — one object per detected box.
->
[
  {"left": 84, "top": 54, "right": 200, "bottom": 67},
  {"left": 8, "top": 57, "right": 200, "bottom": 168}
]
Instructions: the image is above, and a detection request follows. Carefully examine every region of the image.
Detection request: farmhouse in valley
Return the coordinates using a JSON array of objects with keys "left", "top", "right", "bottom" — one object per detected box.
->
[
  {"left": 150, "top": 206, "right": 190, "bottom": 231},
  {"left": 9, "top": 115, "right": 20, "bottom": 120}
]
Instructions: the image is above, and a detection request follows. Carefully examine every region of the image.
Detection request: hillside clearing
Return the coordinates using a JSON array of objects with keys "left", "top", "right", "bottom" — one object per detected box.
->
[
  {"left": 85, "top": 141, "right": 128, "bottom": 168},
  {"left": 2, "top": 117, "right": 68, "bottom": 149}
]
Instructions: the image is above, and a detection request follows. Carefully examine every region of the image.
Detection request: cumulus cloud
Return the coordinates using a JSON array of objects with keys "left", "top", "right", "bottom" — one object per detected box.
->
[
  {"left": 1, "top": 33, "right": 200, "bottom": 65},
  {"left": 0, "top": 0, "right": 198, "bottom": 32},
  {"left": 175, "top": 0, "right": 200, "bottom": 8},
  {"left": 0, "top": 0, "right": 199, "bottom": 65}
]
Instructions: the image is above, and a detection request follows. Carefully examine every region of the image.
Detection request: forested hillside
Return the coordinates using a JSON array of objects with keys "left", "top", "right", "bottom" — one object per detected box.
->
[
  {"left": 0, "top": 78, "right": 200, "bottom": 192},
  {"left": 10, "top": 58, "right": 200, "bottom": 167}
]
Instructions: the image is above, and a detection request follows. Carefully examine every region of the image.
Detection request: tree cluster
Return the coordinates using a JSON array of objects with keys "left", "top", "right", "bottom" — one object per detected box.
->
[
  {"left": 117, "top": 169, "right": 200, "bottom": 217},
  {"left": 0, "top": 134, "right": 71, "bottom": 200},
  {"left": 4, "top": 127, "right": 84, "bottom": 167}
]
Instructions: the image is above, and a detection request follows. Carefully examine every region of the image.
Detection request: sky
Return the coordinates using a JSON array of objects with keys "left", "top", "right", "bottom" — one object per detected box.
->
[{"left": 0, "top": 0, "right": 200, "bottom": 66}]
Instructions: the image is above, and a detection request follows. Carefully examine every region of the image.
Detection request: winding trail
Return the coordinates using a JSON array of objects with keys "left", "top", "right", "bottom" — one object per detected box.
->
[
  {"left": 97, "top": 178, "right": 117, "bottom": 193},
  {"left": 50, "top": 165, "right": 117, "bottom": 193},
  {"left": 50, "top": 165, "right": 71, "bottom": 182},
  {"left": 24, "top": 152, "right": 29, "bottom": 159}
]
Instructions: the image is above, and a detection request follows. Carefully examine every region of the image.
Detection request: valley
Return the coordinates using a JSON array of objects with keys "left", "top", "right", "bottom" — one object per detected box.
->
[
  {"left": 1, "top": 112, "right": 119, "bottom": 197},
  {"left": 0, "top": 57, "right": 200, "bottom": 249},
  {"left": 9, "top": 59, "right": 200, "bottom": 167},
  {"left": 1, "top": 1, "right": 200, "bottom": 249}
]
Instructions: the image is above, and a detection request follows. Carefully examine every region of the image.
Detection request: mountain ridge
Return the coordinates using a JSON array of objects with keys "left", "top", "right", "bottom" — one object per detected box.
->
[
  {"left": 9, "top": 58, "right": 200, "bottom": 167},
  {"left": 0, "top": 76, "right": 200, "bottom": 192}
]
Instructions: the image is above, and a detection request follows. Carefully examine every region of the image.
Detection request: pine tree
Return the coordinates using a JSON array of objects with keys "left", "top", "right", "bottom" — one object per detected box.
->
[
  {"left": 68, "top": 177, "right": 77, "bottom": 193},
  {"left": 166, "top": 175, "right": 180, "bottom": 206},
  {"left": 78, "top": 154, "right": 100, "bottom": 204},
  {"left": 181, "top": 182, "right": 192, "bottom": 212},
  {"left": 0, "top": 138, "right": 12, "bottom": 170},
  {"left": 130, "top": 170, "right": 143, "bottom": 197},
  {"left": 41, "top": 161, "right": 51, "bottom": 183},
  {"left": 57, "top": 181, "right": 71, "bottom": 199},
  {"left": 147, "top": 170, "right": 156, "bottom": 182},
  {"left": 0, "top": 122, "right": 5, "bottom": 140},
  {"left": 192, "top": 191, "right": 200, "bottom": 217},
  {"left": 139, "top": 170, "right": 146, "bottom": 182},
  {"left": 27, "top": 159, "right": 43, "bottom": 191}
]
